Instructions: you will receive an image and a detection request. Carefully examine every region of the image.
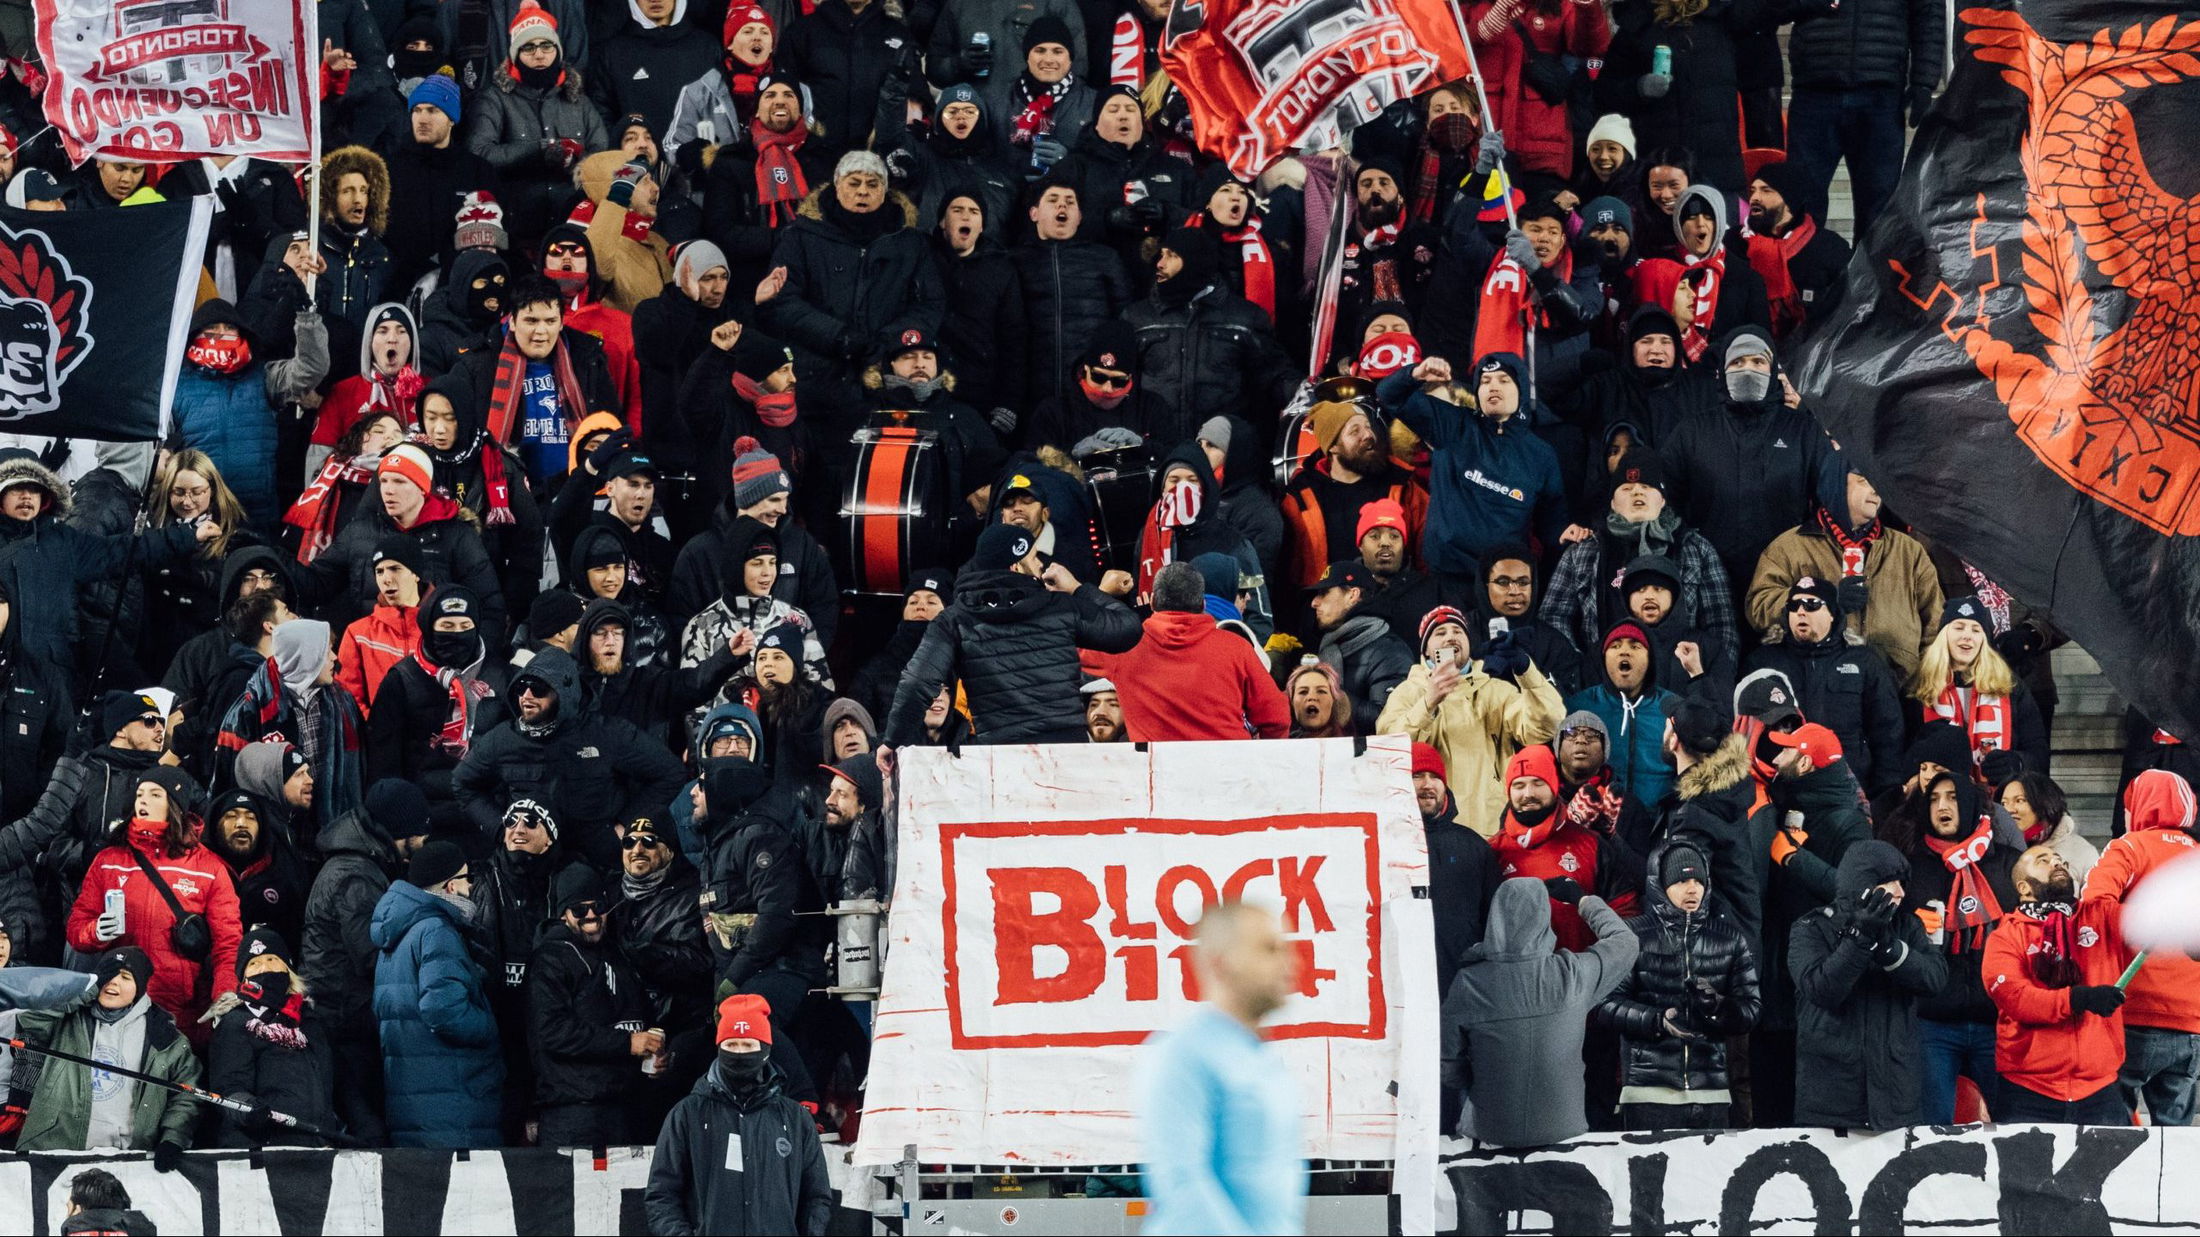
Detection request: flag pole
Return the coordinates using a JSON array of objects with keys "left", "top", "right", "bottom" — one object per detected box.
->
[
  {"left": 302, "top": 5, "right": 323, "bottom": 299},
  {"left": 1443, "top": 5, "right": 1536, "bottom": 398},
  {"left": 1307, "top": 151, "right": 1357, "bottom": 378}
]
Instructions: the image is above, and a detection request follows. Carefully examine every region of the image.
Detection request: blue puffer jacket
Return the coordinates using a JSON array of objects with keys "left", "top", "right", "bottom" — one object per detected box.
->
[
  {"left": 172, "top": 365, "right": 278, "bottom": 527},
  {"left": 1380, "top": 367, "right": 1567, "bottom": 575},
  {"left": 370, "top": 880, "right": 504, "bottom": 1148},
  {"left": 1564, "top": 683, "right": 1680, "bottom": 807}
]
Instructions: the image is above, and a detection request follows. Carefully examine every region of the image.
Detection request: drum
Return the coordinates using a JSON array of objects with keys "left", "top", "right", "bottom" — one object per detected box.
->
[
  {"left": 1272, "top": 408, "right": 1318, "bottom": 489},
  {"left": 1079, "top": 442, "right": 1156, "bottom": 574},
  {"left": 840, "top": 418, "right": 946, "bottom": 597}
]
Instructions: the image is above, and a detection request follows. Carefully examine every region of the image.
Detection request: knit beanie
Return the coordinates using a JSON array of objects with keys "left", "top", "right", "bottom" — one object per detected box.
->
[
  {"left": 1559, "top": 709, "right": 1610, "bottom": 748},
  {"left": 503, "top": 797, "right": 559, "bottom": 841},
  {"left": 972, "top": 522, "right": 1035, "bottom": 571},
  {"left": 731, "top": 331, "right": 793, "bottom": 385},
  {"left": 1308, "top": 399, "right": 1363, "bottom": 455},
  {"left": 906, "top": 568, "right": 954, "bottom": 608},
  {"left": 408, "top": 72, "right": 461, "bottom": 124},
  {"left": 366, "top": 777, "right": 431, "bottom": 841},
  {"left": 1356, "top": 497, "right": 1407, "bottom": 546},
  {"left": 1581, "top": 195, "right": 1632, "bottom": 233},
  {"left": 1418, "top": 604, "right": 1470, "bottom": 653},
  {"left": 99, "top": 689, "right": 163, "bottom": 741},
  {"left": 1940, "top": 594, "right": 1987, "bottom": 631},
  {"left": 730, "top": 437, "right": 792, "bottom": 507},
  {"left": 716, "top": 992, "right": 774, "bottom": 1044},
  {"left": 1661, "top": 843, "right": 1708, "bottom": 890},
  {"left": 1753, "top": 160, "right": 1811, "bottom": 213},
  {"left": 508, "top": 0, "right": 559, "bottom": 57},
  {"left": 96, "top": 946, "right": 154, "bottom": 997},
  {"left": 1197, "top": 416, "right": 1231, "bottom": 455},
  {"left": 1410, "top": 741, "right": 1446, "bottom": 779},
  {"left": 1584, "top": 113, "right": 1636, "bottom": 158},
  {"left": 235, "top": 927, "right": 292, "bottom": 981},
  {"left": 529, "top": 589, "right": 586, "bottom": 637},
  {"left": 550, "top": 862, "right": 602, "bottom": 913},
  {"left": 379, "top": 443, "right": 435, "bottom": 494},
  {"left": 1159, "top": 225, "right": 1220, "bottom": 288},
  {"left": 408, "top": 839, "right": 467, "bottom": 889},
  {"left": 371, "top": 535, "right": 426, "bottom": 582},
  {"left": 1725, "top": 330, "right": 1774, "bottom": 367},
  {"left": 454, "top": 191, "right": 507, "bottom": 252},
  {"left": 1190, "top": 551, "right": 1240, "bottom": 600},
  {"left": 671, "top": 239, "right": 729, "bottom": 288},
  {"left": 1023, "top": 12, "right": 1075, "bottom": 53}
]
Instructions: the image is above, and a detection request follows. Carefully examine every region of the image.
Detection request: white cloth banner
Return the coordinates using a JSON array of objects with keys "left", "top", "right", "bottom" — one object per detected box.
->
[
  {"left": 36, "top": 0, "right": 317, "bottom": 163},
  {"left": 854, "top": 736, "right": 1438, "bottom": 1185}
]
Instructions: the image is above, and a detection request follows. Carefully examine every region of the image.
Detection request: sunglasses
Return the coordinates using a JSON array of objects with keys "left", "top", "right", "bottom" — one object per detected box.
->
[
  {"left": 622, "top": 833, "right": 662, "bottom": 851},
  {"left": 569, "top": 902, "right": 603, "bottom": 920},
  {"left": 1787, "top": 597, "right": 1828, "bottom": 614},
  {"left": 1084, "top": 368, "right": 1131, "bottom": 389}
]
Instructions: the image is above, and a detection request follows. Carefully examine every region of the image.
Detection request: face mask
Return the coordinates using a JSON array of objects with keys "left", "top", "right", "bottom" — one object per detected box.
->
[
  {"left": 242, "top": 971, "right": 293, "bottom": 1010},
  {"left": 463, "top": 272, "right": 508, "bottom": 322},
  {"left": 719, "top": 1047, "right": 769, "bottom": 1079},
  {"left": 1079, "top": 373, "right": 1131, "bottom": 410},
  {"left": 423, "top": 627, "right": 482, "bottom": 669},
  {"left": 545, "top": 267, "right": 588, "bottom": 298},
  {"left": 515, "top": 59, "right": 562, "bottom": 90},
  {"left": 1725, "top": 368, "right": 1771, "bottom": 404},
  {"left": 189, "top": 335, "right": 251, "bottom": 374},
  {"left": 395, "top": 48, "right": 443, "bottom": 79},
  {"left": 883, "top": 373, "right": 946, "bottom": 403}
]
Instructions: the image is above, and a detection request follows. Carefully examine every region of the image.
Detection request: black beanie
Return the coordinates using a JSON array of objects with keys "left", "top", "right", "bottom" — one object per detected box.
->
[
  {"left": 96, "top": 946, "right": 154, "bottom": 997},
  {"left": 1904, "top": 720, "right": 1973, "bottom": 778},
  {"left": 98, "top": 689, "right": 163, "bottom": 741},
  {"left": 732, "top": 329, "right": 793, "bottom": 384},
  {"left": 1159, "top": 225, "right": 1221, "bottom": 288},
  {"left": 1940, "top": 594, "right": 1987, "bottom": 631},
  {"left": 1661, "top": 843, "right": 1709, "bottom": 890},
  {"left": 366, "top": 777, "right": 431, "bottom": 840},
  {"left": 408, "top": 839, "right": 467, "bottom": 888},
  {"left": 550, "top": 862, "right": 603, "bottom": 913},
  {"left": 1608, "top": 448, "right": 1668, "bottom": 497},
  {"left": 1022, "top": 13, "right": 1075, "bottom": 53},
  {"left": 235, "top": 926, "right": 292, "bottom": 981},
  {"left": 423, "top": 583, "right": 480, "bottom": 628},
  {"left": 1752, "top": 160, "right": 1813, "bottom": 217},
  {"left": 972, "top": 522, "right": 1036, "bottom": 571},
  {"left": 1669, "top": 697, "right": 1730, "bottom": 757},
  {"left": 530, "top": 590, "right": 586, "bottom": 637},
  {"left": 906, "top": 568, "right": 954, "bottom": 608},
  {"left": 371, "top": 535, "right": 426, "bottom": 581}
]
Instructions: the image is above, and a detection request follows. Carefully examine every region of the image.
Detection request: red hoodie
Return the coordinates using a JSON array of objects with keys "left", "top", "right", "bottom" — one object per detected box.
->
[
  {"left": 1491, "top": 745, "right": 1640, "bottom": 950},
  {"left": 1100, "top": 610, "right": 1288, "bottom": 742},
  {"left": 2082, "top": 769, "right": 2200, "bottom": 1031},
  {"left": 1985, "top": 897, "right": 2130, "bottom": 1101}
]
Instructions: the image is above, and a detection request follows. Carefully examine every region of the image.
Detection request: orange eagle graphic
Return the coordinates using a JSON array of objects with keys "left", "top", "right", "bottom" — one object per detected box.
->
[{"left": 1930, "top": 9, "right": 2200, "bottom": 536}]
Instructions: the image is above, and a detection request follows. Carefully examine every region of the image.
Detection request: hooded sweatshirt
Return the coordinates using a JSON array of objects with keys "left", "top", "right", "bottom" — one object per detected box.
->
[
  {"left": 1488, "top": 744, "right": 1642, "bottom": 945},
  {"left": 1100, "top": 608, "right": 1288, "bottom": 741},
  {"left": 1441, "top": 877, "right": 1638, "bottom": 1145},
  {"left": 2081, "top": 770, "right": 2200, "bottom": 1032}
]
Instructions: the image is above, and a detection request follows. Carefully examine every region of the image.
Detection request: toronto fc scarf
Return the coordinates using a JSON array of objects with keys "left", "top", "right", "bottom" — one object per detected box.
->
[
  {"left": 1473, "top": 247, "right": 1574, "bottom": 362},
  {"left": 1930, "top": 682, "right": 2014, "bottom": 768},
  {"left": 1109, "top": 11, "right": 1149, "bottom": 86},
  {"left": 415, "top": 646, "right": 495, "bottom": 758},
  {"left": 1010, "top": 74, "right": 1073, "bottom": 148},
  {"left": 286, "top": 454, "right": 379, "bottom": 563},
  {"left": 1815, "top": 506, "right": 1883, "bottom": 578},
  {"left": 1189, "top": 211, "right": 1275, "bottom": 317},
  {"left": 1923, "top": 816, "right": 2007, "bottom": 953},
  {"left": 1679, "top": 246, "right": 1727, "bottom": 362},
  {"left": 750, "top": 119, "right": 811, "bottom": 227},
  {"left": 485, "top": 333, "right": 588, "bottom": 449}
]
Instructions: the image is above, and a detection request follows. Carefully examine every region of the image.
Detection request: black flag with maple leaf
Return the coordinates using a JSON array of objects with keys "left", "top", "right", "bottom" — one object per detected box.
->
[{"left": 1796, "top": 0, "right": 2200, "bottom": 742}]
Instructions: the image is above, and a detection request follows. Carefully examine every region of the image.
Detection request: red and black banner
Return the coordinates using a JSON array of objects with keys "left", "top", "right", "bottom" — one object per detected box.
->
[{"left": 1796, "top": 0, "right": 2200, "bottom": 740}]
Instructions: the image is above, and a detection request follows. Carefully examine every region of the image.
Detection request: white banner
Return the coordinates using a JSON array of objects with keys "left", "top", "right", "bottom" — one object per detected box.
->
[
  {"left": 1438, "top": 1124, "right": 2200, "bottom": 1234},
  {"left": 36, "top": 0, "right": 318, "bottom": 163},
  {"left": 854, "top": 737, "right": 1438, "bottom": 1189}
]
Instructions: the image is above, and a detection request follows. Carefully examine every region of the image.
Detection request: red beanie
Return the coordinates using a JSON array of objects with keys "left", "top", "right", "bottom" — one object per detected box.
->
[
  {"left": 1410, "top": 741, "right": 1446, "bottom": 780},
  {"left": 1356, "top": 497, "right": 1407, "bottom": 546},
  {"left": 715, "top": 993, "right": 773, "bottom": 1045}
]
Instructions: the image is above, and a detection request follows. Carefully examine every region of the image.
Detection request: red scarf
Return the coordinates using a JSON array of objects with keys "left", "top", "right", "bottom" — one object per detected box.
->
[
  {"left": 565, "top": 196, "right": 655, "bottom": 244},
  {"left": 484, "top": 332, "right": 588, "bottom": 448},
  {"left": 285, "top": 453, "right": 379, "bottom": 563},
  {"left": 733, "top": 372, "right": 797, "bottom": 427},
  {"left": 470, "top": 439, "right": 517, "bottom": 527},
  {"left": 725, "top": 56, "right": 773, "bottom": 124},
  {"left": 1109, "top": 11, "right": 1147, "bottom": 86},
  {"left": 1188, "top": 211, "right": 1274, "bottom": 318},
  {"left": 1745, "top": 232, "right": 1802, "bottom": 338},
  {"left": 2019, "top": 901, "right": 2081, "bottom": 988},
  {"left": 415, "top": 641, "right": 495, "bottom": 759},
  {"left": 364, "top": 367, "right": 425, "bottom": 423},
  {"left": 1814, "top": 506, "right": 1883, "bottom": 578},
  {"left": 1678, "top": 247, "right": 1727, "bottom": 362},
  {"left": 1923, "top": 816, "right": 2006, "bottom": 953},
  {"left": 1010, "top": 75, "right": 1071, "bottom": 148},
  {"left": 1929, "top": 682, "right": 2013, "bottom": 769},
  {"left": 1473, "top": 246, "right": 1573, "bottom": 362},
  {"left": 1498, "top": 806, "right": 1558, "bottom": 851},
  {"left": 1134, "top": 481, "right": 1203, "bottom": 596},
  {"left": 750, "top": 119, "right": 810, "bottom": 227}
]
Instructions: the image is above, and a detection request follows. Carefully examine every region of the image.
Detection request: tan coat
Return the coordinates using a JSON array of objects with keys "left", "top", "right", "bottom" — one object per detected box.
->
[
  {"left": 1748, "top": 524, "right": 1943, "bottom": 681},
  {"left": 1378, "top": 662, "right": 1565, "bottom": 837},
  {"left": 577, "top": 150, "right": 673, "bottom": 314}
]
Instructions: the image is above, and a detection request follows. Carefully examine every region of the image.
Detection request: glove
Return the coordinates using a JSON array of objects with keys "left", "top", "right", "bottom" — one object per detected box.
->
[
  {"left": 987, "top": 406, "right": 1018, "bottom": 437},
  {"left": 94, "top": 904, "right": 124, "bottom": 942},
  {"left": 1071, "top": 427, "right": 1144, "bottom": 458},
  {"left": 1503, "top": 229, "right": 1541, "bottom": 274},
  {"left": 1639, "top": 72, "right": 1671, "bottom": 100},
  {"left": 1687, "top": 977, "right": 1722, "bottom": 1024},
  {"left": 1472, "top": 130, "right": 1505, "bottom": 176},
  {"left": 1981, "top": 748, "right": 2026, "bottom": 788},
  {"left": 1770, "top": 826, "right": 1807, "bottom": 867},
  {"left": 1031, "top": 137, "right": 1068, "bottom": 168},
  {"left": 2070, "top": 984, "right": 2127, "bottom": 1017},
  {"left": 153, "top": 1140, "right": 184, "bottom": 1173},
  {"left": 966, "top": 35, "right": 994, "bottom": 75},
  {"left": 584, "top": 427, "right": 634, "bottom": 475},
  {"left": 1836, "top": 575, "right": 1869, "bottom": 616},
  {"left": 1855, "top": 888, "right": 1897, "bottom": 944},
  {"left": 1543, "top": 876, "right": 1584, "bottom": 906},
  {"left": 1995, "top": 625, "right": 2044, "bottom": 660},
  {"left": 244, "top": 1104, "right": 279, "bottom": 1135},
  {"left": 1480, "top": 630, "right": 1530, "bottom": 678}
]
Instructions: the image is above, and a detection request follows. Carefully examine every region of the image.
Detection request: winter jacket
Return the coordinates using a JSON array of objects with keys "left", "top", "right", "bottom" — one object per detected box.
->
[
  {"left": 1745, "top": 636, "right": 1908, "bottom": 795},
  {"left": 1748, "top": 519, "right": 1944, "bottom": 681},
  {"left": 1543, "top": 525, "right": 1736, "bottom": 658},
  {"left": 1567, "top": 682, "right": 1679, "bottom": 807},
  {"left": 307, "top": 496, "right": 507, "bottom": 639},
  {"left": 451, "top": 648, "right": 688, "bottom": 869},
  {"left": 1596, "top": 848, "right": 1763, "bottom": 1096},
  {"left": 1133, "top": 442, "right": 1273, "bottom": 640},
  {"left": 588, "top": 7, "right": 717, "bottom": 139},
  {"left": 610, "top": 859, "right": 713, "bottom": 1029},
  {"left": 363, "top": 653, "right": 512, "bottom": 816},
  {"left": 760, "top": 188, "right": 944, "bottom": 431},
  {"left": 381, "top": 138, "right": 501, "bottom": 290},
  {"left": 1100, "top": 610, "right": 1288, "bottom": 741},
  {"left": 1757, "top": 759, "right": 1872, "bottom": 1032},
  {"left": 528, "top": 921, "right": 649, "bottom": 1106},
  {"left": 1594, "top": 0, "right": 1763, "bottom": 191},
  {"left": 2081, "top": 770, "right": 2200, "bottom": 1033},
  {"left": 698, "top": 775, "right": 833, "bottom": 989},
  {"left": 1658, "top": 384, "right": 1840, "bottom": 581},
  {"left": 1378, "top": 661, "right": 1565, "bottom": 836},
  {"left": 1790, "top": 897, "right": 1946, "bottom": 1129},
  {"left": 1984, "top": 898, "right": 2132, "bottom": 1102},
  {"left": 141, "top": 530, "right": 271, "bottom": 676},
  {"left": 464, "top": 64, "right": 610, "bottom": 239},
  {"left": 1426, "top": 807, "right": 1502, "bottom": 991},
  {"left": 206, "top": 997, "right": 338, "bottom": 1145},
  {"left": 926, "top": 0, "right": 1090, "bottom": 114},
  {"left": 299, "top": 808, "right": 395, "bottom": 1035},
  {"left": 172, "top": 306, "right": 329, "bottom": 528},
  {"left": 12, "top": 999, "right": 199, "bottom": 1151},
  {"left": 667, "top": 497, "right": 840, "bottom": 646},
  {"left": 1783, "top": 0, "right": 1945, "bottom": 97},
  {"left": 1280, "top": 456, "right": 1431, "bottom": 592},
  {"left": 576, "top": 150, "right": 674, "bottom": 313},
  {"left": 1380, "top": 370, "right": 1568, "bottom": 575},
  {"left": 1120, "top": 284, "right": 1295, "bottom": 444},
  {"left": 0, "top": 755, "right": 88, "bottom": 957},
  {"left": 1013, "top": 238, "right": 1136, "bottom": 409},
  {"left": 369, "top": 879, "right": 504, "bottom": 1147},
  {"left": 1050, "top": 131, "right": 1192, "bottom": 281},
  {"left": 1317, "top": 615, "right": 1416, "bottom": 734},
  {"left": 931, "top": 236, "right": 1030, "bottom": 414},
  {"left": 1657, "top": 733, "right": 1768, "bottom": 962},
  {"left": 337, "top": 602, "right": 420, "bottom": 712},
  {"left": 66, "top": 835, "right": 244, "bottom": 1031},
  {"left": 778, "top": 0, "right": 914, "bottom": 158},
  {"left": 644, "top": 1062, "right": 834, "bottom": 1236},
  {"left": 1442, "top": 879, "right": 1638, "bottom": 1145},
  {"left": 1464, "top": 0, "right": 1611, "bottom": 179},
  {"left": 876, "top": 80, "right": 1023, "bottom": 247},
  {"left": 1892, "top": 812, "right": 2020, "bottom": 1027},
  {"left": 884, "top": 567, "right": 1141, "bottom": 745}
]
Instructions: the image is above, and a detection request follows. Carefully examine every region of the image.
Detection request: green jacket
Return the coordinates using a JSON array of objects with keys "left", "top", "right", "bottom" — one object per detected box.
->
[{"left": 14, "top": 1000, "right": 199, "bottom": 1151}]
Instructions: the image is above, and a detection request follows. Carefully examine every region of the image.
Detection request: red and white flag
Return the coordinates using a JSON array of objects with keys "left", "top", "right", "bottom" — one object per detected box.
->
[
  {"left": 36, "top": 0, "right": 318, "bottom": 163},
  {"left": 1162, "top": 0, "right": 1472, "bottom": 180}
]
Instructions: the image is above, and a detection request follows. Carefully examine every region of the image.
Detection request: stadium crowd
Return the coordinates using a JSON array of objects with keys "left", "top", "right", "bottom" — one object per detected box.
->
[{"left": 0, "top": 0, "right": 2187, "bottom": 1227}]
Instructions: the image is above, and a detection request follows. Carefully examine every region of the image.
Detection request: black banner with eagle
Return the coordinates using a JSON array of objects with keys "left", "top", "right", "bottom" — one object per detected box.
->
[{"left": 1796, "top": 0, "right": 2200, "bottom": 741}]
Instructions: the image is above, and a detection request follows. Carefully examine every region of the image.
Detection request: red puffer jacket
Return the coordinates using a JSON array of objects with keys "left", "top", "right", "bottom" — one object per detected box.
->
[
  {"left": 67, "top": 823, "right": 242, "bottom": 1043},
  {"left": 1465, "top": 0, "right": 1612, "bottom": 179}
]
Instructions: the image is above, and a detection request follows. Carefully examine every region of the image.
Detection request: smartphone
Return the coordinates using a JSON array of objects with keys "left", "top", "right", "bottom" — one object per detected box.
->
[{"left": 1427, "top": 648, "right": 1452, "bottom": 670}]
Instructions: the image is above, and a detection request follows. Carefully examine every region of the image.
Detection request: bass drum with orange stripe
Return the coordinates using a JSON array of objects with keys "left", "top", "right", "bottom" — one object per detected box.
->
[{"left": 840, "top": 419, "right": 947, "bottom": 597}]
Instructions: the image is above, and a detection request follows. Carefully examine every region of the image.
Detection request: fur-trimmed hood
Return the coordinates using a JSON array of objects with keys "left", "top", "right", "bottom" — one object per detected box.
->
[
  {"left": 1677, "top": 732, "right": 1751, "bottom": 799},
  {"left": 0, "top": 454, "right": 69, "bottom": 519},
  {"left": 320, "top": 144, "right": 391, "bottom": 235}
]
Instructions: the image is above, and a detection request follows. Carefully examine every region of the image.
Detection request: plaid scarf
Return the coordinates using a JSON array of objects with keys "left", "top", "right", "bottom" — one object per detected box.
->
[
  {"left": 1010, "top": 73, "right": 1072, "bottom": 147},
  {"left": 415, "top": 644, "right": 494, "bottom": 759},
  {"left": 750, "top": 118, "right": 810, "bottom": 227},
  {"left": 1411, "top": 112, "right": 1478, "bottom": 224},
  {"left": 2018, "top": 901, "right": 2080, "bottom": 988},
  {"left": 286, "top": 453, "right": 379, "bottom": 563},
  {"left": 1923, "top": 816, "right": 2005, "bottom": 953},
  {"left": 300, "top": 683, "right": 364, "bottom": 821},
  {"left": 1815, "top": 505, "right": 1883, "bottom": 578},
  {"left": 485, "top": 332, "right": 588, "bottom": 448}
]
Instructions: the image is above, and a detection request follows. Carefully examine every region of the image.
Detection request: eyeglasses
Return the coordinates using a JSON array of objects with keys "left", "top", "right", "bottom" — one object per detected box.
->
[
  {"left": 1083, "top": 369, "right": 1131, "bottom": 390},
  {"left": 1787, "top": 597, "right": 1828, "bottom": 614},
  {"left": 518, "top": 39, "right": 557, "bottom": 53},
  {"left": 170, "top": 485, "right": 211, "bottom": 500}
]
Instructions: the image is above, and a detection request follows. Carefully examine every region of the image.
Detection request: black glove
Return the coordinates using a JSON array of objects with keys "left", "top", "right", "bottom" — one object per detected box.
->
[
  {"left": 1836, "top": 575, "right": 1869, "bottom": 615},
  {"left": 1543, "top": 876, "right": 1584, "bottom": 906},
  {"left": 1687, "top": 977, "right": 1722, "bottom": 1024},
  {"left": 1031, "top": 137, "right": 1068, "bottom": 168},
  {"left": 986, "top": 407, "right": 1018, "bottom": 437},
  {"left": 1995, "top": 625, "right": 2044, "bottom": 660},
  {"left": 1981, "top": 748, "right": 2026, "bottom": 788},
  {"left": 2070, "top": 984, "right": 2126, "bottom": 1016},
  {"left": 243, "top": 1104, "right": 279, "bottom": 1136},
  {"left": 153, "top": 1140, "right": 185, "bottom": 1172},
  {"left": 1480, "top": 630, "right": 1530, "bottom": 679},
  {"left": 1852, "top": 888, "right": 1896, "bottom": 944},
  {"left": 584, "top": 427, "right": 635, "bottom": 475}
]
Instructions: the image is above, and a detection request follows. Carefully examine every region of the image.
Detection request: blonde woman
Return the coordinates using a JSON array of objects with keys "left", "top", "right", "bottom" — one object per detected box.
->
[
  {"left": 142, "top": 448, "right": 265, "bottom": 673},
  {"left": 1908, "top": 595, "right": 2049, "bottom": 776}
]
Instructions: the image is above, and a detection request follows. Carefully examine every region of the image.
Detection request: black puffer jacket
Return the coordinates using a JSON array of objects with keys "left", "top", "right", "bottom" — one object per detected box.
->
[
  {"left": 1594, "top": 0, "right": 1765, "bottom": 191},
  {"left": 1596, "top": 844, "right": 1763, "bottom": 1094},
  {"left": 0, "top": 456, "right": 198, "bottom": 681},
  {"left": 1049, "top": 131, "right": 1194, "bottom": 284},
  {"left": 1656, "top": 734, "right": 1769, "bottom": 963},
  {"left": 610, "top": 859, "right": 713, "bottom": 1030},
  {"left": 1013, "top": 238, "right": 1136, "bottom": 409},
  {"left": 298, "top": 808, "right": 395, "bottom": 1035},
  {"left": 1782, "top": 0, "right": 1942, "bottom": 95},
  {"left": 1121, "top": 284, "right": 1295, "bottom": 444},
  {"left": 883, "top": 567, "right": 1140, "bottom": 745},
  {"left": 307, "top": 499, "right": 508, "bottom": 640},
  {"left": 451, "top": 649, "right": 690, "bottom": 870},
  {"left": 528, "top": 921, "right": 650, "bottom": 1106},
  {"left": 1658, "top": 366, "right": 1840, "bottom": 582},
  {"left": 0, "top": 754, "right": 87, "bottom": 959}
]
